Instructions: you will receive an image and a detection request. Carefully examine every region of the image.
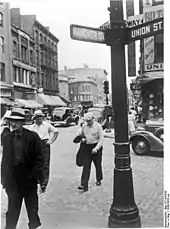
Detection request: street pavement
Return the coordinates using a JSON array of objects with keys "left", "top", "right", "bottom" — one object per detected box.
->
[{"left": 1, "top": 125, "right": 164, "bottom": 228}]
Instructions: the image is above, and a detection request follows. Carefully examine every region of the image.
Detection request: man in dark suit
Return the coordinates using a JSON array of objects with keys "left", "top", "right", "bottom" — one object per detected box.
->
[{"left": 1, "top": 108, "right": 46, "bottom": 229}]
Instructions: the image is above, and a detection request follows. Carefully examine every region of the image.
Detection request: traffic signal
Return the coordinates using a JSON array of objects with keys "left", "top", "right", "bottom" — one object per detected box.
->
[{"left": 104, "top": 80, "right": 109, "bottom": 94}]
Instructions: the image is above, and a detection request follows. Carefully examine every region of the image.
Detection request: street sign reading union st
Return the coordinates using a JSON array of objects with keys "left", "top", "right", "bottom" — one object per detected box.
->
[
  {"left": 128, "top": 17, "right": 163, "bottom": 42},
  {"left": 70, "top": 24, "right": 105, "bottom": 44}
]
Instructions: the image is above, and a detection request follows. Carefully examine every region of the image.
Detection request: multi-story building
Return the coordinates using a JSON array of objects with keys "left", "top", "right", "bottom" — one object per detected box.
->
[
  {"left": 0, "top": 2, "right": 13, "bottom": 116},
  {"left": 60, "top": 64, "right": 108, "bottom": 108},
  {"left": 58, "top": 72, "right": 69, "bottom": 101},
  {"left": 10, "top": 8, "right": 59, "bottom": 97},
  {"left": 11, "top": 22, "right": 37, "bottom": 100},
  {"left": 0, "top": 3, "right": 13, "bottom": 98}
]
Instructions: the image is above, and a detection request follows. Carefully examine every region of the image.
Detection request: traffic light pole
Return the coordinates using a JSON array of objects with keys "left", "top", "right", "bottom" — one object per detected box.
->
[{"left": 108, "top": 0, "right": 141, "bottom": 227}]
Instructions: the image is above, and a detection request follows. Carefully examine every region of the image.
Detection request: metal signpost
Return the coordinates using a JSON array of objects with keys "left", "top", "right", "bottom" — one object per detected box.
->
[{"left": 70, "top": 0, "right": 163, "bottom": 227}]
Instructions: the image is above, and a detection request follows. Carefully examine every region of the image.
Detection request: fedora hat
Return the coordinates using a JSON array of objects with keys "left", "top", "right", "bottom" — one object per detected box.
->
[
  {"left": 32, "top": 110, "right": 45, "bottom": 119},
  {"left": 7, "top": 108, "right": 26, "bottom": 120}
]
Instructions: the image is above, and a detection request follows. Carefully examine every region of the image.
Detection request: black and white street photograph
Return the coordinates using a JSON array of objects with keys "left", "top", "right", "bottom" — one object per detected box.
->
[{"left": 0, "top": 0, "right": 167, "bottom": 228}]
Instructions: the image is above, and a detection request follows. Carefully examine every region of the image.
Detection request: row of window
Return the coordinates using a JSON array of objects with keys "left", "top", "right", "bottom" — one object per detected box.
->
[
  {"left": 13, "top": 40, "right": 58, "bottom": 67},
  {"left": 72, "top": 94, "right": 92, "bottom": 102},
  {"left": 34, "top": 30, "right": 57, "bottom": 52},
  {"left": 70, "top": 85, "right": 92, "bottom": 94},
  {"left": 13, "top": 66, "right": 33, "bottom": 85},
  {"left": 37, "top": 71, "right": 57, "bottom": 90}
]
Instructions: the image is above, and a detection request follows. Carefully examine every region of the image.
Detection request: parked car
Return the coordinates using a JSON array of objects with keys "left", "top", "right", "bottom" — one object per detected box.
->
[
  {"left": 51, "top": 107, "right": 80, "bottom": 126},
  {"left": 130, "top": 120, "right": 164, "bottom": 155}
]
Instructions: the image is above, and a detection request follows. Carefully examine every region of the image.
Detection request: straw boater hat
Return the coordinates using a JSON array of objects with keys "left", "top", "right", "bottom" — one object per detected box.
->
[
  {"left": 84, "top": 112, "right": 94, "bottom": 121},
  {"left": 32, "top": 110, "right": 45, "bottom": 119},
  {"left": 7, "top": 108, "right": 26, "bottom": 120}
]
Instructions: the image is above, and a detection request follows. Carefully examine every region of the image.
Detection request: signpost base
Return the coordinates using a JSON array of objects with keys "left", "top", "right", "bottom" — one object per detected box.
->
[{"left": 108, "top": 167, "right": 141, "bottom": 228}]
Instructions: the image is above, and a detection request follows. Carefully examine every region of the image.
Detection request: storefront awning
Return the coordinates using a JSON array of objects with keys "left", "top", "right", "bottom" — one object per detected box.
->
[
  {"left": 0, "top": 98, "right": 15, "bottom": 106},
  {"left": 51, "top": 96, "right": 67, "bottom": 107},
  {"left": 15, "top": 99, "right": 43, "bottom": 108},
  {"left": 37, "top": 94, "right": 66, "bottom": 107}
]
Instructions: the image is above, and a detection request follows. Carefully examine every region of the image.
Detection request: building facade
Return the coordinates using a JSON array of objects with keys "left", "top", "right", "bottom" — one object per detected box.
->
[
  {"left": 0, "top": 2, "right": 13, "bottom": 100},
  {"left": 60, "top": 65, "right": 108, "bottom": 108},
  {"left": 10, "top": 8, "right": 59, "bottom": 97},
  {"left": 134, "top": 0, "right": 164, "bottom": 121},
  {"left": 58, "top": 73, "right": 69, "bottom": 101},
  {"left": 11, "top": 22, "right": 37, "bottom": 100}
]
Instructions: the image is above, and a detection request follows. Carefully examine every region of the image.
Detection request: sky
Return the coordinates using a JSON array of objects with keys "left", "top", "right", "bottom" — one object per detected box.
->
[{"left": 6, "top": 0, "right": 140, "bottom": 87}]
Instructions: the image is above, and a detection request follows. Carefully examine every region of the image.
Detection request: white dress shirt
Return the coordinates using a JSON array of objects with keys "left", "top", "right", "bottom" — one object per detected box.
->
[
  {"left": 30, "top": 121, "right": 58, "bottom": 140},
  {"left": 81, "top": 121, "right": 104, "bottom": 150}
]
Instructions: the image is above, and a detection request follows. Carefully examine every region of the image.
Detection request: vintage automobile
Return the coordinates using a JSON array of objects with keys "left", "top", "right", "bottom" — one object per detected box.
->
[
  {"left": 51, "top": 107, "right": 80, "bottom": 126},
  {"left": 88, "top": 105, "right": 114, "bottom": 129},
  {"left": 130, "top": 119, "right": 164, "bottom": 155}
]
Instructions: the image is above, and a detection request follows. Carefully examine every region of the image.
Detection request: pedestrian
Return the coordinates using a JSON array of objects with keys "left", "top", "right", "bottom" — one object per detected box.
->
[
  {"left": 30, "top": 110, "right": 59, "bottom": 187},
  {"left": 128, "top": 110, "right": 136, "bottom": 136},
  {"left": 1, "top": 107, "right": 46, "bottom": 229},
  {"left": 77, "top": 112, "right": 104, "bottom": 192},
  {"left": 130, "top": 106, "right": 137, "bottom": 120},
  {"left": 1, "top": 109, "right": 11, "bottom": 146}
]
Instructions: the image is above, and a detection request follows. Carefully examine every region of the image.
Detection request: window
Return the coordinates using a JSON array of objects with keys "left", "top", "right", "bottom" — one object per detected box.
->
[
  {"left": 0, "top": 62, "right": 5, "bottom": 81},
  {"left": 40, "top": 33, "right": 43, "bottom": 43},
  {"left": 30, "top": 50, "right": 34, "bottom": 65},
  {"left": 154, "top": 34, "right": 164, "bottom": 63},
  {"left": 35, "top": 30, "right": 39, "bottom": 43},
  {"left": 13, "top": 40, "right": 17, "bottom": 57},
  {"left": 13, "top": 66, "right": 18, "bottom": 82},
  {"left": 0, "top": 36, "right": 4, "bottom": 53},
  {"left": 40, "top": 52, "right": 43, "bottom": 64},
  {"left": 82, "top": 86, "right": 85, "bottom": 92},
  {"left": 21, "top": 45, "right": 28, "bottom": 62},
  {"left": 36, "top": 50, "right": 39, "bottom": 65},
  {"left": 0, "top": 12, "right": 3, "bottom": 27}
]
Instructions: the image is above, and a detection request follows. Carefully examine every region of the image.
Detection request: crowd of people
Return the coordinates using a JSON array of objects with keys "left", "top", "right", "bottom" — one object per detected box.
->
[{"left": 0, "top": 103, "right": 142, "bottom": 228}]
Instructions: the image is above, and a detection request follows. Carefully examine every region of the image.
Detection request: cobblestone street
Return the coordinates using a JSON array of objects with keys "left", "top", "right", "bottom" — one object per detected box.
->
[{"left": 1, "top": 126, "right": 164, "bottom": 228}]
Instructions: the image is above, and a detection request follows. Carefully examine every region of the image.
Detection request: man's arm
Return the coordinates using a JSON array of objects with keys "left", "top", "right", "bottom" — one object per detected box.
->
[
  {"left": 32, "top": 132, "right": 46, "bottom": 188},
  {"left": 46, "top": 123, "right": 59, "bottom": 144},
  {"left": 94, "top": 124, "right": 104, "bottom": 151}
]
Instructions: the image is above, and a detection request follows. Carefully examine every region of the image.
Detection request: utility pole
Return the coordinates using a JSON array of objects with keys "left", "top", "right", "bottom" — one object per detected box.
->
[{"left": 108, "top": 0, "right": 141, "bottom": 227}]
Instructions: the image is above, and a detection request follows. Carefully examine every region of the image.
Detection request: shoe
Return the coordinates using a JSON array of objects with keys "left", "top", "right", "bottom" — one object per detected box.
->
[
  {"left": 96, "top": 181, "right": 102, "bottom": 186},
  {"left": 78, "top": 185, "right": 88, "bottom": 192}
]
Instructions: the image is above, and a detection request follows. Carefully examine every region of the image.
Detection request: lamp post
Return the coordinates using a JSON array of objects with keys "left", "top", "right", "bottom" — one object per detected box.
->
[{"left": 108, "top": 0, "right": 141, "bottom": 227}]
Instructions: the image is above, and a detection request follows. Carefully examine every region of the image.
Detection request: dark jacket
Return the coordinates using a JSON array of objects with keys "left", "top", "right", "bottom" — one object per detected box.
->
[{"left": 1, "top": 128, "right": 45, "bottom": 189}]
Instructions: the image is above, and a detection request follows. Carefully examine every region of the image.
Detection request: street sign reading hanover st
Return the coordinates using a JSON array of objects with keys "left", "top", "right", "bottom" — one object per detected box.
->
[{"left": 70, "top": 24, "right": 105, "bottom": 44}]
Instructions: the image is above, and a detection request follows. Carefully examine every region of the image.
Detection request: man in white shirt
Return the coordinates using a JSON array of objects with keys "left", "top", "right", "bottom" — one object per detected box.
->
[
  {"left": 78, "top": 112, "right": 104, "bottom": 192},
  {"left": 31, "top": 110, "right": 59, "bottom": 187}
]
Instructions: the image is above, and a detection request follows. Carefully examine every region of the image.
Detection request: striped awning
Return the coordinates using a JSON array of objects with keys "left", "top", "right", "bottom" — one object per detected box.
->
[
  {"left": 0, "top": 98, "right": 15, "bottom": 106},
  {"left": 15, "top": 99, "right": 43, "bottom": 108}
]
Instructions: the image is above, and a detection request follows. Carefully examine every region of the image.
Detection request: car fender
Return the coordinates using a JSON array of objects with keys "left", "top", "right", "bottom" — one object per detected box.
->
[{"left": 130, "top": 131, "right": 163, "bottom": 151}]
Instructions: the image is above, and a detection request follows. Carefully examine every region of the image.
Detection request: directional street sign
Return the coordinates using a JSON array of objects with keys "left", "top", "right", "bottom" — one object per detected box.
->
[
  {"left": 127, "top": 17, "right": 163, "bottom": 42},
  {"left": 70, "top": 24, "right": 105, "bottom": 44}
]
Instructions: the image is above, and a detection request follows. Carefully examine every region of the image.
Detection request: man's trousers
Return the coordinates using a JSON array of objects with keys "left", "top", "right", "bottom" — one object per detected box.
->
[
  {"left": 42, "top": 141, "right": 51, "bottom": 186},
  {"left": 5, "top": 184, "right": 41, "bottom": 229},
  {"left": 81, "top": 143, "right": 103, "bottom": 188}
]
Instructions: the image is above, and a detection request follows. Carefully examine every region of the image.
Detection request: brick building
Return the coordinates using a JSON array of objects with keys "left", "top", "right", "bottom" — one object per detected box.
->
[{"left": 10, "top": 8, "right": 59, "bottom": 97}]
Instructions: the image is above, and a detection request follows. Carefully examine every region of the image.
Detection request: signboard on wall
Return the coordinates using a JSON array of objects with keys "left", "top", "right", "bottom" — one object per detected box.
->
[
  {"left": 145, "top": 63, "right": 164, "bottom": 71},
  {"left": 126, "top": 0, "right": 136, "bottom": 77}
]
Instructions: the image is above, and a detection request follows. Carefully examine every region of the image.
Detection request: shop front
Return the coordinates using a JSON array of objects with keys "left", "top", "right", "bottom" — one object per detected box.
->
[
  {"left": 0, "top": 83, "right": 14, "bottom": 117},
  {"left": 137, "top": 72, "right": 163, "bottom": 122}
]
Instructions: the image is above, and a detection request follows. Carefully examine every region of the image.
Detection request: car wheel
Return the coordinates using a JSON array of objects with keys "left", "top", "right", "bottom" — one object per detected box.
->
[{"left": 132, "top": 137, "right": 150, "bottom": 155}]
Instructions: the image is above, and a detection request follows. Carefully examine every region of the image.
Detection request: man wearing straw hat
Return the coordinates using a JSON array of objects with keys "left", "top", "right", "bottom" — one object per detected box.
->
[
  {"left": 1, "top": 108, "right": 46, "bottom": 229},
  {"left": 31, "top": 110, "right": 59, "bottom": 187}
]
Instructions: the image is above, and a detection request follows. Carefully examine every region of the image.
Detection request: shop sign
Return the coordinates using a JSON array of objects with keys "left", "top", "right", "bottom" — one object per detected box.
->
[
  {"left": 145, "top": 63, "right": 164, "bottom": 71},
  {"left": 25, "top": 92, "right": 34, "bottom": 100},
  {"left": 0, "top": 90, "right": 12, "bottom": 97}
]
